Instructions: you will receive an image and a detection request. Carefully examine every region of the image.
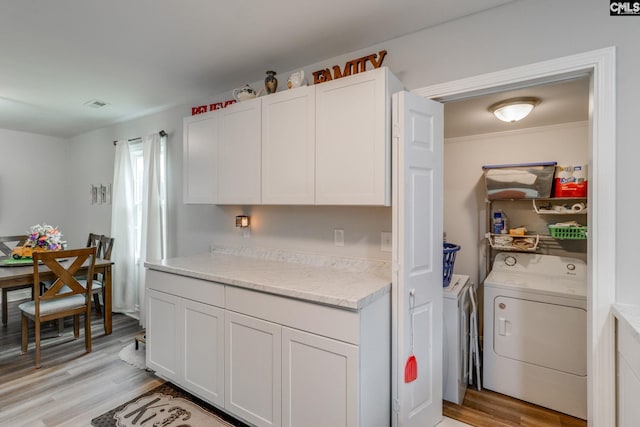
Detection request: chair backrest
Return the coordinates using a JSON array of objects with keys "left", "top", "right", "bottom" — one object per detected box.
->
[
  {"left": 98, "top": 235, "right": 114, "bottom": 260},
  {"left": 0, "top": 235, "right": 29, "bottom": 257},
  {"left": 33, "top": 247, "right": 97, "bottom": 305},
  {"left": 86, "top": 233, "right": 102, "bottom": 249}
]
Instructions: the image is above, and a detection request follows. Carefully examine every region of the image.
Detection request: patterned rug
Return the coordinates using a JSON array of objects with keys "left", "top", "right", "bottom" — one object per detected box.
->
[{"left": 91, "top": 382, "right": 249, "bottom": 427}]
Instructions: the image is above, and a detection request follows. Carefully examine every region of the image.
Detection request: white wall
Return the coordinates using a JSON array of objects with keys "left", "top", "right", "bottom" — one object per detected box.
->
[
  {"left": 0, "top": 128, "right": 70, "bottom": 238},
  {"left": 57, "top": 0, "right": 640, "bottom": 302},
  {"left": 66, "top": 105, "right": 393, "bottom": 260},
  {"left": 444, "top": 122, "right": 589, "bottom": 287}
]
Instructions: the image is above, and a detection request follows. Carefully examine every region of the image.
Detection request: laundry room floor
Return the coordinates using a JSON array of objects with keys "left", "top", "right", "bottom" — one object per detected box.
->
[{"left": 444, "top": 388, "right": 587, "bottom": 427}]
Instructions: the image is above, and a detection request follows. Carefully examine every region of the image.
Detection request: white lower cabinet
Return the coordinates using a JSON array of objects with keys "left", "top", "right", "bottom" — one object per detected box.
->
[
  {"left": 617, "top": 318, "right": 640, "bottom": 427},
  {"left": 146, "top": 289, "right": 180, "bottom": 382},
  {"left": 226, "top": 311, "right": 282, "bottom": 427},
  {"left": 147, "top": 289, "right": 225, "bottom": 406},
  {"left": 183, "top": 299, "right": 225, "bottom": 407},
  {"left": 282, "top": 327, "right": 358, "bottom": 427},
  {"left": 146, "top": 269, "right": 390, "bottom": 427}
]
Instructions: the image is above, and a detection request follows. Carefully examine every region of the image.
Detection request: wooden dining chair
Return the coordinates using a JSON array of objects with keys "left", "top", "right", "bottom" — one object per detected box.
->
[
  {"left": 0, "top": 235, "right": 30, "bottom": 326},
  {"left": 19, "top": 247, "right": 97, "bottom": 368},
  {"left": 86, "top": 233, "right": 102, "bottom": 249},
  {"left": 84, "top": 235, "right": 114, "bottom": 315},
  {"left": 42, "top": 233, "right": 113, "bottom": 323}
]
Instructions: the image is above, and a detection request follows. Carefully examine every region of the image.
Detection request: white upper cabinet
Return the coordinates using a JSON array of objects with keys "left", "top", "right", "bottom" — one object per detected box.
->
[
  {"left": 183, "top": 111, "right": 219, "bottom": 204},
  {"left": 218, "top": 98, "right": 262, "bottom": 204},
  {"left": 261, "top": 86, "right": 316, "bottom": 204},
  {"left": 182, "top": 67, "right": 402, "bottom": 206},
  {"left": 315, "top": 67, "right": 402, "bottom": 205}
]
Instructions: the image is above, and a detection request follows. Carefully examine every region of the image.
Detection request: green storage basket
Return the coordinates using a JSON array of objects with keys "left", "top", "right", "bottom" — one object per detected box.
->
[{"left": 548, "top": 225, "right": 588, "bottom": 240}]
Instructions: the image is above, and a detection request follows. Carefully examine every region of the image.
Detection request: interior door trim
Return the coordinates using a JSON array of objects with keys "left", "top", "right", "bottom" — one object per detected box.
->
[{"left": 413, "top": 46, "right": 617, "bottom": 427}]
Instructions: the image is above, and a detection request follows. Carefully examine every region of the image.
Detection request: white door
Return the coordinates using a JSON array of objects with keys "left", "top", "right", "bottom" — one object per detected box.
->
[
  {"left": 262, "top": 86, "right": 316, "bottom": 204},
  {"left": 392, "top": 91, "right": 443, "bottom": 427},
  {"left": 146, "top": 289, "right": 181, "bottom": 382},
  {"left": 183, "top": 112, "right": 219, "bottom": 204},
  {"left": 281, "top": 327, "right": 358, "bottom": 427},
  {"left": 225, "top": 311, "right": 281, "bottom": 427},
  {"left": 183, "top": 299, "right": 225, "bottom": 407},
  {"left": 315, "top": 68, "right": 391, "bottom": 205},
  {"left": 218, "top": 98, "right": 262, "bottom": 204}
]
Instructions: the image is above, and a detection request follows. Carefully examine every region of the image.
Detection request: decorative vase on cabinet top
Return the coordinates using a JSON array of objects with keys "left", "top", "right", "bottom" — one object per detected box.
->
[{"left": 265, "top": 71, "right": 278, "bottom": 94}]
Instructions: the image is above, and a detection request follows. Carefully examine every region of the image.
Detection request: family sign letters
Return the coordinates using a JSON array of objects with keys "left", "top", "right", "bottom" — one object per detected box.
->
[{"left": 312, "top": 50, "right": 387, "bottom": 85}]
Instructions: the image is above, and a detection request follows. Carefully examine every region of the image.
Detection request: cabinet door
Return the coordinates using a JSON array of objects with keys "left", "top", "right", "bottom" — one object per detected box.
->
[
  {"left": 282, "top": 327, "right": 358, "bottom": 427},
  {"left": 315, "top": 67, "right": 391, "bottom": 205},
  {"left": 225, "top": 311, "right": 281, "bottom": 427},
  {"left": 183, "top": 299, "right": 225, "bottom": 407},
  {"left": 218, "top": 98, "right": 262, "bottom": 204},
  {"left": 262, "top": 86, "right": 316, "bottom": 204},
  {"left": 146, "top": 289, "right": 181, "bottom": 382},
  {"left": 183, "top": 112, "right": 219, "bottom": 204}
]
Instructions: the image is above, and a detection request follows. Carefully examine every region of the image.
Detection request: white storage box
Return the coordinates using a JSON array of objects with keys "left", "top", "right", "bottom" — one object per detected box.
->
[{"left": 482, "top": 162, "right": 556, "bottom": 200}]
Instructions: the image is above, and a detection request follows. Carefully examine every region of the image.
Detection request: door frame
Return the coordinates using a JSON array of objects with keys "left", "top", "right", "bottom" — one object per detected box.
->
[{"left": 413, "top": 47, "right": 616, "bottom": 426}]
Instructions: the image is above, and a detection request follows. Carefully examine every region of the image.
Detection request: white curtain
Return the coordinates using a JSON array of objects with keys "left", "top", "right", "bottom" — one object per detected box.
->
[
  {"left": 111, "top": 133, "right": 166, "bottom": 326},
  {"left": 138, "top": 133, "right": 166, "bottom": 326},
  {"left": 111, "top": 140, "right": 137, "bottom": 314}
]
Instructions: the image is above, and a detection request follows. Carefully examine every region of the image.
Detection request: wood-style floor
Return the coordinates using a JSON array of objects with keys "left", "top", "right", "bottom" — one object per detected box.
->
[
  {"left": 0, "top": 297, "right": 161, "bottom": 427},
  {"left": 444, "top": 385, "right": 588, "bottom": 427},
  {"left": 1, "top": 296, "right": 587, "bottom": 427}
]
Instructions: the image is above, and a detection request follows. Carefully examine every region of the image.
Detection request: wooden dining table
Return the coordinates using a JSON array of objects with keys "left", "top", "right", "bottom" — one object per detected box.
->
[{"left": 0, "top": 257, "right": 114, "bottom": 334}]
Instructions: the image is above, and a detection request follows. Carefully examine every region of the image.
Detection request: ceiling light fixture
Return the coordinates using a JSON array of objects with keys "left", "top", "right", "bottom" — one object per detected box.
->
[{"left": 488, "top": 97, "right": 540, "bottom": 122}]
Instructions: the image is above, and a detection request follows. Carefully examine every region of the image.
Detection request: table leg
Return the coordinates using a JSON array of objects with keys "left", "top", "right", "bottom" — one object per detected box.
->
[
  {"left": 2, "top": 289, "right": 7, "bottom": 326},
  {"left": 104, "top": 266, "right": 112, "bottom": 335}
]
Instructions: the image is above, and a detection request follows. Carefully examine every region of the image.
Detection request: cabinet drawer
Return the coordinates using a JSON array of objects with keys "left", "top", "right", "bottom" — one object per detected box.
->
[
  {"left": 146, "top": 269, "right": 225, "bottom": 307},
  {"left": 226, "top": 286, "right": 360, "bottom": 345}
]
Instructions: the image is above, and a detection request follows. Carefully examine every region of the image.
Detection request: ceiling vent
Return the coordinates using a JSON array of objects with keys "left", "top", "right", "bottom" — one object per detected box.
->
[{"left": 84, "top": 99, "right": 109, "bottom": 109}]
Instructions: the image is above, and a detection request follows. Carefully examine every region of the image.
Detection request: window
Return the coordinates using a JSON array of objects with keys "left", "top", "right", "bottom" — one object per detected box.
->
[{"left": 130, "top": 141, "right": 167, "bottom": 264}]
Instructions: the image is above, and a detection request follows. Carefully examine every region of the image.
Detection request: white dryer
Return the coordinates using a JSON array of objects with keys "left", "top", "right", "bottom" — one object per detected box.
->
[{"left": 483, "top": 252, "right": 587, "bottom": 420}]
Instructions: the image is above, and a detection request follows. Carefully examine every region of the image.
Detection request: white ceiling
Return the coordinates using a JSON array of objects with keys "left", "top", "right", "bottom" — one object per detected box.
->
[
  {"left": 0, "top": 0, "right": 516, "bottom": 138},
  {"left": 444, "top": 77, "right": 590, "bottom": 139}
]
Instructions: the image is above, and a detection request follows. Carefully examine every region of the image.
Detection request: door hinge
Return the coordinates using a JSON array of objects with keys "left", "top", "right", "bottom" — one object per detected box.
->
[
  {"left": 392, "top": 262, "right": 400, "bottom": 273},
  {"left": 392, "top": 124, "right": 400, "bottom": 140},
  {"left": 393, "top": 398, "right": 400, "bottom": 414}
]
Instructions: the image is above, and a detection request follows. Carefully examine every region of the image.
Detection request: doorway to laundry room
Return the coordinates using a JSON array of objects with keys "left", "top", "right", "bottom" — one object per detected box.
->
[
  {"left": 415, "top": 47, "right": 616, "bottom": 427},
  {"left": 441, "top": 76, "right": 590, "bottom": 423}
]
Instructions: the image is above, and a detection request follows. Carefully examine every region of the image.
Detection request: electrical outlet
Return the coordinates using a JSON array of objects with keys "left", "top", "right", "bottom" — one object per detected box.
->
[
  {"left": 334, "top": 229, "right": 344, "bottom": 247},
  {"left": 381, "top": 231, "right": 392, "bottom": 252}
]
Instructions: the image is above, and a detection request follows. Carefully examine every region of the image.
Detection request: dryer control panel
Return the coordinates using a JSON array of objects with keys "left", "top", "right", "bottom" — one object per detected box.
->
[{"left": 494, "top": 252, "right": 586, "bottom": 279}]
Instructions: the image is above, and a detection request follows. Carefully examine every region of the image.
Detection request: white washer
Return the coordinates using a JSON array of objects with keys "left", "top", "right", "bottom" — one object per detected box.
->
[
  {"left": 443, "top": 274, "right": 470, "bottom": 404},
  {"left": 483, "top": 252, "right": 587, "bottom": 420}
]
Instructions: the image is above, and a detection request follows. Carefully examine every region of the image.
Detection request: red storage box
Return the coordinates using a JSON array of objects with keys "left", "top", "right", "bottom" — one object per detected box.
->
[{"left": 553, "top": 164, "right": 588, "bottom": 198}]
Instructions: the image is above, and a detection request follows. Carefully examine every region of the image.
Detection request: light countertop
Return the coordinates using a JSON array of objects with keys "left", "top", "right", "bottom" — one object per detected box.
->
[{"left": 144, "top": 247, "right": 392, "bottom": 311}]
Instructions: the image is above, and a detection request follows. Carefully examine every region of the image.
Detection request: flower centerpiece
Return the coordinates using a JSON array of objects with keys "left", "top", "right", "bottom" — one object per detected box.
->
[
  {"left": 10, "top": 224, "right": 66, "bottom": 259},
  {"left": 27, "top": 223, "right": 65, "bottom": 251}
]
